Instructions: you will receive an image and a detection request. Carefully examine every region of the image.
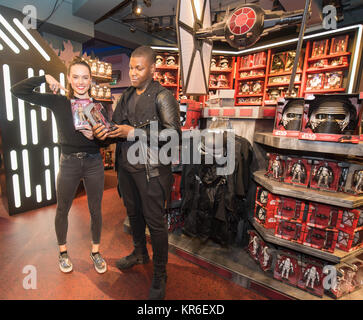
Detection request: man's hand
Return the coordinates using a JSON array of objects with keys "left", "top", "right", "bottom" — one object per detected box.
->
[
  {"left": 92, "top": 123, "right": 109, "bottom": 140},
  {"left": 107, "top": 124, "right": 135, "bottom": 139}
]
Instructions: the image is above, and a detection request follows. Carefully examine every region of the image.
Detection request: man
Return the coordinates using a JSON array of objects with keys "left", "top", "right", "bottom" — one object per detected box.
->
[{"left": 93, "top": 46, "right": 181, "bottom": 300}]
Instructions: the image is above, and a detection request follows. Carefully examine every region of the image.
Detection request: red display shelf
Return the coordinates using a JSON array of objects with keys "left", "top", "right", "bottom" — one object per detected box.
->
[
  {"left": 162, "top": 83, "right": 178, "bottom": 88},
  {"left": 306, "top": 64, "right": 349, "bottom": 73},
  {"left": 209, "top": 86, "right": 230, "bottom": 90},
  {"left": 238, "top": 75, "right": 266, "bottom": 81},
  {"left": 235, "top": 102, "right": 262, "bottom": 106},
  {"left": 94, "top": 98, "right": 112, "bottom": 102},
  {"left": 268, "top": 70, "right": 302, "bottom": 77},
  {"left": 308, "top": 52, "right": 351, "bottom": 62},
  {"left": 236, "top": 93, "right": 264, "bottom": 98},
  {"left": 210, "top": 68, "right": 233, "bottom": 73},
  {"left": 155, "top": 65, "right": 178, "bottom": 70},
  {"left": 266, "top": 82, "right": 301, "bottom": 87},
  {"left": 239, "top": 65, "right": 266, "bottom": 71},
  {"left": 304, "top": 88, "right": 346, "bottom": 94}
]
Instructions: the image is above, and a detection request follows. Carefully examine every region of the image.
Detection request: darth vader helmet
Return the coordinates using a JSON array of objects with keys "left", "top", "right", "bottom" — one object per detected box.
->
[
  {"left": 280, "top": 99, "right": 304, "bottom": 131},
  {"left": 308, "top": 97, "right": 357, "bottom": 134}
]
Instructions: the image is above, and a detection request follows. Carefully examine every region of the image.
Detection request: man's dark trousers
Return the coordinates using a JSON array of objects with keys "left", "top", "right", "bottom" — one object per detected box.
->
[{"left": 118, "top": 164, "right": 173, "bottom": 274}]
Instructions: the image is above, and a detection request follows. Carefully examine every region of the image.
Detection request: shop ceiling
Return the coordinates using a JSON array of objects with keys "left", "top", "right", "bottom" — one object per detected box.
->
[{"left": 1, "top": 0, "right": 363, "bottom": 51}]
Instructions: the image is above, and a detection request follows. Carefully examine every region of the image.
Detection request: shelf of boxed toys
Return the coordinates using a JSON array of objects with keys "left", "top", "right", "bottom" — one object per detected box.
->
[
  {"left": 210, "top": 68, "right": 233, "bottom": 73},
  {"left": 254, "top": 132, "right": 363, "bottom": 157},
  {"left": 266, "top": 82, "right": 301, "bottom": 87},
  {"left": 304, "top": 88, "right": 346, "bottom": 94},
  {"left": 251, "top": 219, "right": 362, "bottom": 264},
  {"left": 305, "top": 64, "right": 349, "bottom": 73},
  {"left": 307, "top": 51, "right": 351, "bottom": 62},
  {"left": 253, "top": 170, "right": 363, "bottom": 209}
]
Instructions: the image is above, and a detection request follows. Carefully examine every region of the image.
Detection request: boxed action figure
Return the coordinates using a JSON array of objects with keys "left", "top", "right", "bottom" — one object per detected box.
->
[
  {"left": 284, "top": 156, "right": 312, "bottom": 187},
  {"left": 306, "top": 73, "right": 324, "bottom": 91},
  {"left": 299, "top": 94, "right": 362, "bottom": 143},
  {"left": 265, "top": 153, "right": 286, "bottom": 182},
  {"left": 303, "top": 225, "right": 338, "bottom": 252},
  {"left": 336, "top": 229, "right": 363, "bottom": 252},
  {"left": 275, "top": 197, "right": 306, "bottom": 222},
  {"left": 311, "top": 39, "right": 329, "bottom": 57},
  {"left": 297, "top": 256, "right": 325, "bottom": 297},
  {"left": 330, "top": 35, "right": 349, "bottom": 55},
  {"left": 309, "top": 159, "right": 342, "bottom": 192},
  {"left": 247, "top": 230, "right": 263, "bottom": 262},
  {"left": 338, "top": 163, "right": 363, "bottom": 196},
  {"left": 258, "top": 240, "right": 275, "bottom": 272},
  {"left": 338, "top": 208, "right": 363, "bottom": 233},
  {"left": 255, "top": 187, "right": 279, "bottom": 229},
  {"left": 275, "top": 219, "right": 305, "bottom": 243},
  {"left": 306, "top": 203, "right": 342, "bottom": 229},
  {"left": 323, "top": 71, "right": 343, "bottom": 90},
  {"left": 83, "top": 102, "right": 116, "bottom": 132},
  {"left": 274, "top": 249, "right": 301, "bottom": 287},
  {"left": 71, "top": 99, "right": 94, "bottom": 130}
]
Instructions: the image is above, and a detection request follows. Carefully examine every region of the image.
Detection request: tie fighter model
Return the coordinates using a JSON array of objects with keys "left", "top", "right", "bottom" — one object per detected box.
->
[{"left": 176, "top": 0, "right": 310, "bottom": 95}]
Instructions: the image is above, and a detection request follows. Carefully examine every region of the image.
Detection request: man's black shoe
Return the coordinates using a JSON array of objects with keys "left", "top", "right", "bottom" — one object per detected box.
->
[
  {"left": 115, "top": 251, "right": 149, "bottom": 270},
  {"left": 148, "top": 274, "right": 167, "bottom": 300}
]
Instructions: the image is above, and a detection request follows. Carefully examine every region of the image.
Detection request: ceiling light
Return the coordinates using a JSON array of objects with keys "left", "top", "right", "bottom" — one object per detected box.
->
[{"left": 132, "top": 1, "right": 142, "bottom": 16}]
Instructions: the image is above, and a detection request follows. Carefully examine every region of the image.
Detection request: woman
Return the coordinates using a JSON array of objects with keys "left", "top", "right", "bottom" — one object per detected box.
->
[{"left": 11, "top": 57, "right": 107, "bottom": 274}]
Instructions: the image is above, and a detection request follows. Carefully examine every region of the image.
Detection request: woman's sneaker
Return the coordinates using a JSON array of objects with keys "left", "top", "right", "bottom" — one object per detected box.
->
[
  {"left": 90, "top": 252, "right": 107, "bottom": 274},
  {"left": 59, "top": 252, "right": 73, "bottom": 273}
]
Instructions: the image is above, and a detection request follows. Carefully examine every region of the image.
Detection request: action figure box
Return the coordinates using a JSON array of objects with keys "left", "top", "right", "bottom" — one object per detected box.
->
[
  {"left": 275, "top": 197, "right": 306, "bottom": 222},
  {"left": 297, "top": 256, "right": 325, "bottom": 297},
  {"left": 270, "top": 52, "right": 286, "bottom": 74},
  {"left": 330, "top": 34, "right": 349, "bottom": 55},
  {"left": 71, "top": 99, "right": 93, "bottom": 130},
  {"left": 306, "top": 203, "right": 342, "bottom": 229},
  {"left": 273, "top": 98, "right": 304, "bottom": 137},
  {"left": 338, "top": 208, "right": 363, "bottom": 233},
  {"left": 325, "top": 261, "right": 362, "bottom": 299},
  {"left": 265, "top": 153, "right": 286, "bottom": 182},
  {"left": 258, "top": 240, "right": 275, "bottom": 272},
  {"left": 247, "top": 230, "right": 263, "bottom": 262},
  {"left": 311, "top": 39, "right": 329, "bottom": 57},
  {"left": 299, "top": 94, "right": 362, "bottom": 143},
  {"left": 180, "top": 99, "right": 202, "bottom": 130},
  {"left": 306, "top": 73, "right": 324, "bottom": 91},
  {"left": 302, "top": 225, "right": 338, "bottom": 253},
  {"left": 336, "top": 229, "right": 363, "bottom": 252},
  {"left": 284, "top": 156, "right": 312, "bottom": 187},
  {"left": 171, "top": 173, "right": 182, "bottom": 202},
  {"left": 83, "top": 102, "right": 116, "bottom": 132},
  {"left": 338, "top": 163, "right": 363, "bottom": 196},
  {"left": 309, "top": 159, "right": 343, "bottom": 192},
  {"left": 323, "top": 71, "right": 343, "bottom": 90},
  {"left": 274, "top": 219, "right": 305, "bottom": 243},
  {"left": 274, "top": 249, "right": 301, "bottom": 287},
  {"left": 254, "top": 187, "right": 278, "bottom": 229}
]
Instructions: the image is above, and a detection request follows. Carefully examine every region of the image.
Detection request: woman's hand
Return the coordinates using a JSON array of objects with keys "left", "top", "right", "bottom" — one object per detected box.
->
[
  {"left": 79, "top": 124, "right": 94, "bottom": 140},
  {"left": 45, "top": 74, "right": 68, "bottom": 94}
]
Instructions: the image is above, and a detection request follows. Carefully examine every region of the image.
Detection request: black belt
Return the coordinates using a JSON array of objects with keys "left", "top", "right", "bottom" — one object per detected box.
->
[{"left": 65, "top": 152, "right": 100, "bottom": 159}]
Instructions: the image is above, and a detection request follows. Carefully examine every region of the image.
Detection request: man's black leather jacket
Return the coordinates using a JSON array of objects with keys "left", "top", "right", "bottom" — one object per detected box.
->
[{"left": 112, "top": 80, "right": 181, "bottom": 179}]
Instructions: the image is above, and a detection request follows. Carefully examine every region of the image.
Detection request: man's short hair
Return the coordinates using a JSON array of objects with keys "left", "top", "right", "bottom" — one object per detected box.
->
[{"left": 131, "top": 46, "right": 156, "bottom": 65}]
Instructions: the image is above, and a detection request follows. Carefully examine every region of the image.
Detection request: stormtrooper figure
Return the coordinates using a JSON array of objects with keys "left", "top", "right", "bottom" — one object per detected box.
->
[
  {"left": 316, "top": 163, "right": 333, "bottom": 188},
  {"left": 272, "top": 156, "right": 282, "bottom": 179},
  {"left": 353, "top": 170, "right": 363, "bottom": 193},
  {"left": 261, "top": 246, "right": 271, "bottom": 268},
  {"left": 291, "top": 160, "right": 306, "bottom": 183},
  {"left": 249, "top": 235, "right": 259, "bottom": 256},
  {"left": 304, "top": 266, "right": 320, "bottom": 289},
  {"left": 279, "top": 257, "right": 294, "bottom": 280}
]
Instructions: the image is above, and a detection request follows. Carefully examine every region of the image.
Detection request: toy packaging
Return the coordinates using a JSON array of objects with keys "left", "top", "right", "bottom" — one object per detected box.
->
[
  {"left": 254, "top": 186, "right": 279, "bottom": 229},
  {"left": 274, "top": 219, "right": 305, "bottom": 243},
  {"left": 306, "top": 73, "right": 324, "bottom": 91},
  {"left": 306, "top": 203, "right": 342, "bottom": 229},
  {"left": 297, "top": 256, "right": 325, "bottom": 297},
  {"left": 299, "top": 94, "right": 362, "bottom": 143},
  {"left": 83, "top": 102, "right": 116, "bottom": 132},
  {"left": 330, "top": 35, "right": 349, "bottom": 55},
  {"left": 284, "top": 156, "right": 312, "bottom": 187},
  {"left": 273, "top": 249, "right": 301, "bottom": 287},
  {"left": 71, "top": 99, "right": 94, "bottom": 130},
  {"left": 270, "top": 52, "right": 285, "bottom": 74},
  {"left": 258, "top": 240, "right": 275, "bottom": 272},
  {"left": 275, "top": 197, "right": 306, "bottom": 222},
  {"left": 309, "top": 159, "right": 342, "bottom": 192},
  {"left": 311, "top": 39, "right": 329, "bottom": 57},
  {"left": 265, "top": 153, "right": 286, "bottom": 182},
  {"left": 336, "top": 229, "right": 363, "bottom": 252},
  {"left": 302, "top": 225, "right": 338, "bottom": 252},
  {"left": 273, "top": 98, "right": 304, "bottom": 137},
  {"left": 247, "top": 230, "right": 263, "bottom": 262},
  {"left": 338, "top": 163, "right": 363, "bottom": 196},
  {"left": 323, "top": 72, "right": 343, "bottom": 90},
  {"left": 338, "top": 208, "right": 363, "bottom": 233}
]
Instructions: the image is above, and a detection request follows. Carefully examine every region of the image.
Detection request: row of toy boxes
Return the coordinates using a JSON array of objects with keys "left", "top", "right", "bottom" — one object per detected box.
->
[
  {"left": 265, "top": 153, "right": 363, "bottom": 196},
  {"left": 247, "top": 231, "right": 363, "bottom": 298},
  {"left": 254, "top": 186, "right": 363, "bottom": 252}
]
